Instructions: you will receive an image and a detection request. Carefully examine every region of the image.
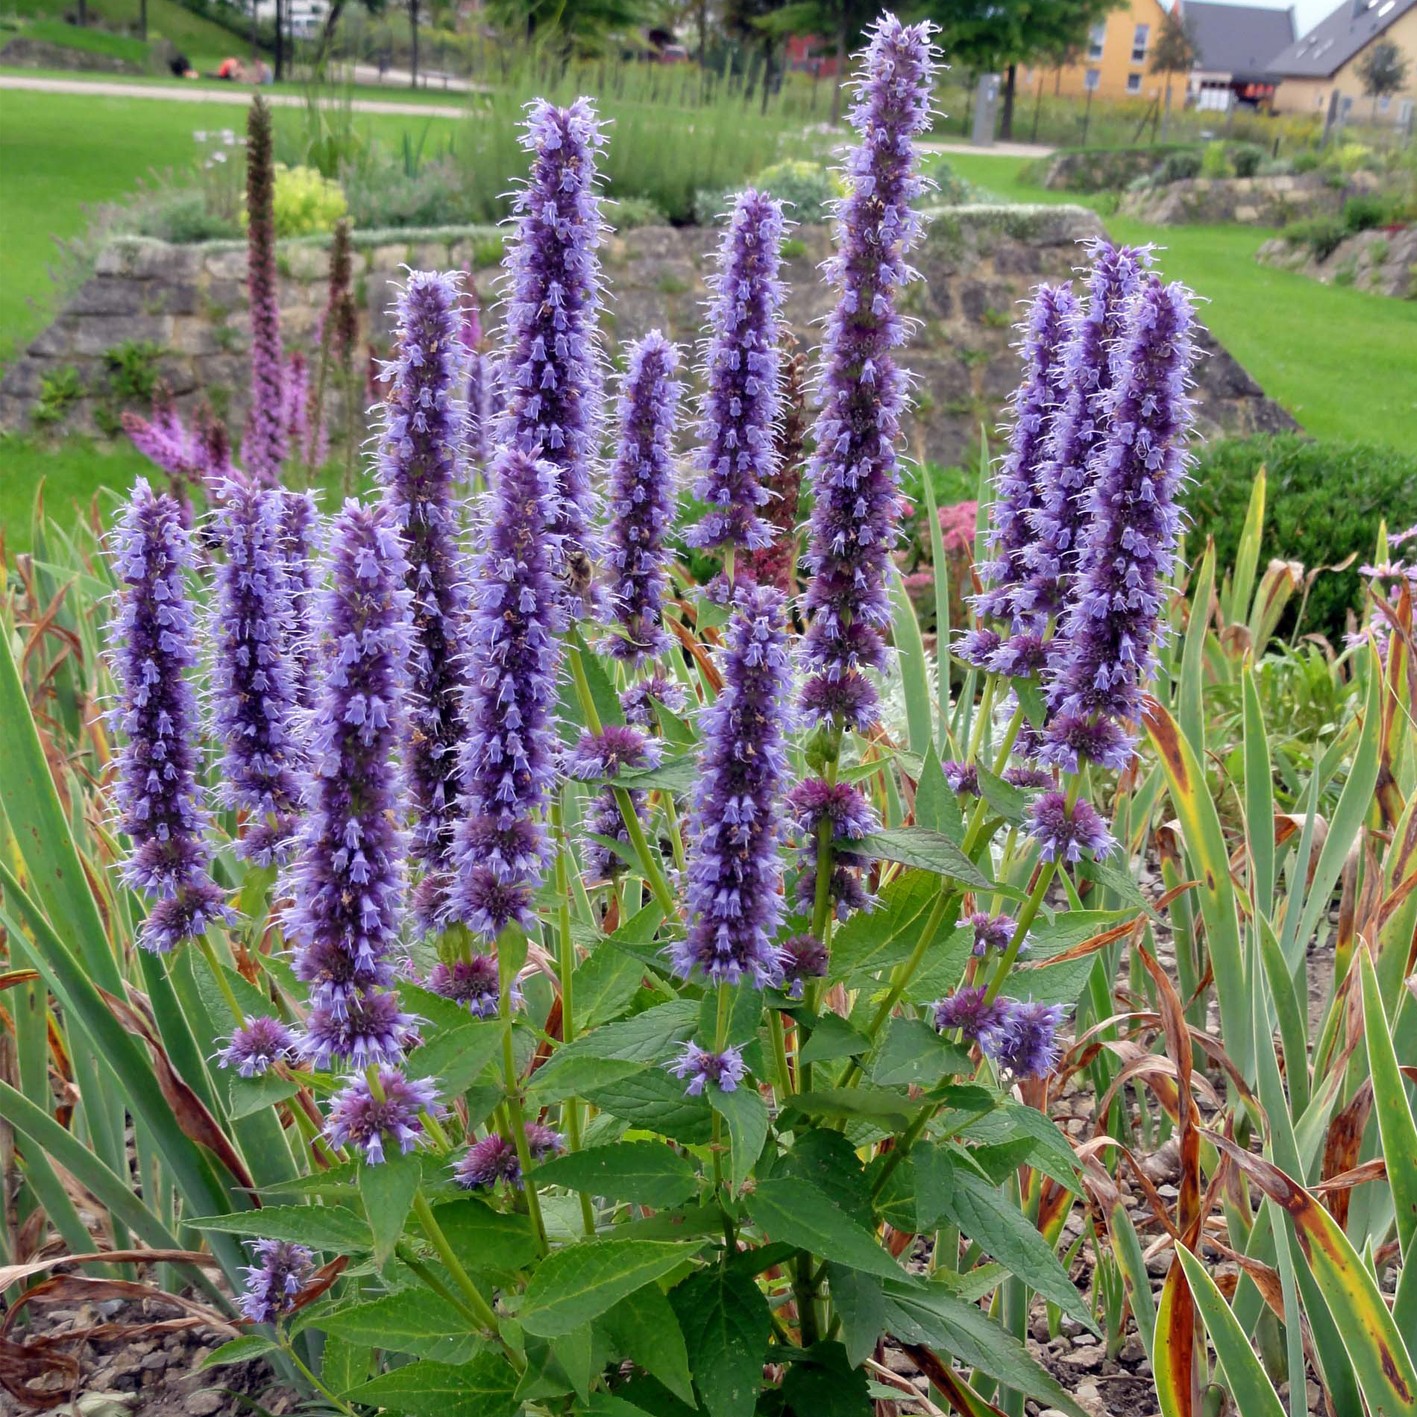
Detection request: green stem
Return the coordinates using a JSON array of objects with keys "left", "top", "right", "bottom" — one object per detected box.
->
[
  {"left": 498, "top": 941, "right": 550, "bottom": 1258},
  {"left": 282, "top": 1338, "right": 361, "bottom": 1415},
  {"left": 197, "top": 936, "right": 245, "bottom": 1025},
  {"left": 982, "top": 860, "right": 1057, "bottom": 1005},
  {"left": 769, "top": 1007, "right": 794, "bottom": 1100},
  {"left": 410, "top": 1191, "right": 522, "bottom": 1367}
]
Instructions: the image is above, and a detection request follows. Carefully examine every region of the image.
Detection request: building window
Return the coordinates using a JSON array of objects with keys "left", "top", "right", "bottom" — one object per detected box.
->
[
  {"left": 1127, "top": 72, "right": 1142, "bottom": 92},
  {"left": 1131, "top": 23, "right": 1150, "bottom": 62},
  {"left": 1088, "top": 21, "right": 1106, "bottom": 59},
  {"left": 1085, "top": 67, "right": 1101, "bottom": 91}
]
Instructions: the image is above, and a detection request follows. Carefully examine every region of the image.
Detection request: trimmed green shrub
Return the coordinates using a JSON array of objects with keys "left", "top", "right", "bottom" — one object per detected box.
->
[
  {"left": 1157, "top": 148, "right": 1203, "bottom": 184},
  {"left": 1281, "top": 216, "right": 1347, "bottom": 259},
  {"left": 1189, "top": 435, "right": 1417, "bottom": 641},
  {"left": 1230, "top": 142, "right": 1266, "bottom": 178},
  {"left": 1342, "top": 193, "right": 1393, "bottom": 233},
  {"left": 1200, "top": 142, "right": 1233, "bottom": 179}
]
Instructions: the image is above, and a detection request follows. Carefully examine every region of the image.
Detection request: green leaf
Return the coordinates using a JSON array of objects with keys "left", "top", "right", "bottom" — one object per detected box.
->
[
  {"left": 798, "top": 1012, "right": 871, "bottom": 1064},
  {"left": 781, "top": 1088, "right": 914, "bottom": 1132},
  {"left": 915, "top": 743, "right": 965, "bottom": 839},
  {"left": 670, "top": 1268, "right": 772, "bottom": 1417},
  {"left": 575, "top": 944, "right": 649, "bottom": 1030},
  {"left": 427, "top": 1198, "right": 538, "bottom": 1275},
  {"left": 781, "top": 1341, "right": 871, "bottom": 1417},
  {"left": 941, "top": 1167, "right": 1095, "bottom": 1331},
  {"left": 889, "top": 564, "right": 934, "bottom": 757},
  {"left": 586, "top": 1070, "right": 715, "bottom": 1145},
  {"left": 1175, "top": 1248, "right": 1285, "bottom": 1417},
  {"left": 746, "top": 1178, "right": 911, "bottom": 1284},
  {"left": 881, "top": 1280, "right": 1087, "bottom": 1417},
  {"left": 201, "top": 1335, "right": 279, "bottom": 1368},
  {"left": 875, "top": 1143, "right": 954, "bottom": 1234},
  {"left": 869, "top": 1017, "right": 971, "bottom": 1087},
  {"left": 520, "top": 1240, "right": 699, "bottom": 1338},
  {"left": 858, "top": 828, "right": 993, "bottom": 889},
  {"left": 710, "top": 1085, "right": 769, "bottom": 1193},
  {"left": 534, "top": 1142, "right": 700, "bottom": 1209},
  {"left": 323, "top": 1290, "right": 488, "bottom": 1363},
  {"left": 227, "top": 1069, "right": 298, "bottom": 1121},
  {"left": 408, "top": 1020, "right": 504, "bottom": 1094},
  {"left": 344, "top": 1354, "right": 519, "bottom": 1417},
  {"left": 775, "top": 1129, "right": 873, "bottom": 1226},
  {"left": 974, "top": 763, "right": 1031, "bottom": 827},
  {"left": 601, "top": 1283, "right": 696, "bottom": 1405},
  {"left": 361, "top": 1150, "right": 420, "bottom": 1266},
  {"left": 829, "top": 869, "right": 941, "bottom": 984},
  {"left": 825, "top": 1266, "right": 888, "bottom": 1368},
  {"left": 190, "top": 1204, "right": 369, "bottom": 1252},
  {"left": 532, "top": 1000, "right": 700, "bottom": 1099}
]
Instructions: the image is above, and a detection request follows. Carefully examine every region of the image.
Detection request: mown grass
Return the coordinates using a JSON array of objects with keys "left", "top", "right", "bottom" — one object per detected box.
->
[{"left": 1, "top": 0, "right": 246, "bottom": 68}]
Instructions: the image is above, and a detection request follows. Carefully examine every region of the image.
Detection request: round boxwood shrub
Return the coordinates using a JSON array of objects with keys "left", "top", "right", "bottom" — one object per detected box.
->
[{"left": 1188, "top": 435, "right": 1417, "bottom": 643}]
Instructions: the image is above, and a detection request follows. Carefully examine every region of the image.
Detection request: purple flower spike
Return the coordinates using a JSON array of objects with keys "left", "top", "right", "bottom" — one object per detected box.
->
[
  {"left": 455, "top": 1133, "right": 522, "bottom": 1190},
  {"left": 284, "top": 502, "right": 412, "bottom": 1016},
  {"left": 238, "top": 1240, "right": 314, "bottom": 1324},
  {"left": 242, "top": 97, "right": 286, "bottom": 487},
  {"left": 605, "top": 331, "right": 683, "bottom": 662},
  {"left": 277, "top": 490, "right": 323, "bottom": 710},
  {"left": 376, "top": 270, "right": 473, "bottom": 929},
  {"left": 302, "top": 989, "right": 415, "bottom": 1070},
  {"left": 620, "top": 673, "right": 688, "bottom": 728},
  {"left": 800, "top": 16, "right": 936, "bottom": 730},
  {"left": 1027, "top": 791, "right": 1116, "bottom": 864},
  {"left": 1003, "top": 764, "right": 1053, "bottom": 791},
  {"left": 524, "top": 1121, "right": 565, "bottom": 1161},
  {"left": 969, "top": 912, "right": 1019, "bottom": 957},
  {"left": 675, "top": 584, "right": 793, "bottom": 986},
  {"left": 942, "top": 760, "right": 981, "bottom": 798},
  {"left": 461, "top": 272, "right": 489, "bottom": 475},
  {"left": 211, "top": 479, "right": 302, "bottom": 866},
  {"left": 686, "top": 190, "right": 785, "bottom": 556},
  {"left": 786, "top": 777, "right": 879, "bottom": 922},
  {"left": 932, "top": 987, "right": 1009, "bottom": 1050},
  {"left": 1039, "top": 276, "right": 1199, "bottom": 773},
  {"left": 781, "top": 934, "right": 830, "bottom": 998},
  {"left": 325, "top": 1067, "right": 441, "bottom": 1165},
  {"left": 428, "top": 956, "right": 502, "bottom": 1018},
  {"left": 448, "top": 448, "right": 566, "bottom": 941},
  {"left": 1018, "top": 242, "right": 1148, "bottom": 627},
  {"left": 670, "top": 1042, "right": 747, "bottom": 1096},
  {"left": 967, "top": 284, "right": 1079, "bottom": 655},
  {"left": 107, "top": 480, "right": 229, "bottom": 953},
  {"left": 218, "top": 1016, "right": 297, "bottom": 1077},
  {"left": 566, "top": 727, "right": 661, "bottom": 880},
  {"left": 993, "top": 1000, "right": 1064, "bottom": 1078},
  {"left": 501, "top": 98, "right": 607, "bottom": 618}
]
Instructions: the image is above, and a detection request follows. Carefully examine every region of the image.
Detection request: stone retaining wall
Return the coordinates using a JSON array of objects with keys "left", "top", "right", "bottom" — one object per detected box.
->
[
  {"left": 1119, "top": 171, "right": 1378, "bottom": 227},
  {"left": 1257, "top": 225, "right": 1416, "bottom": 299},
  {"left": 0, "top": 205, "right": 1296, "bottom": 466}
]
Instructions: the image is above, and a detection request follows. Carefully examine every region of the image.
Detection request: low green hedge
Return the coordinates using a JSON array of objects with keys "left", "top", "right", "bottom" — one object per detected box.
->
[{"left": 1188, "top": 435, "right": 1417, "bottom": 642}]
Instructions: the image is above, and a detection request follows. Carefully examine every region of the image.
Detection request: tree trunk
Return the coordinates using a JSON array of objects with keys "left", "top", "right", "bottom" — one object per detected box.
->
[
  {"left": 139, "top": 0, "right": 147, "bottom": 41},
  {"left": 1000, "top": 62, "right": 1017, "bottom": 141},
  {"left": 1161, "top": 77, "right": 1172, "bottom": 138},
  {"left": 76, "top": 0, "right": 86, "bottom": 24},
  {"left": 409, "top": 0, "right": 419, "bottom": 88},
  {"left": 274, "top": 0, "right": 284, "bottom": 81},
  {"left": 313, "top": 0, "right": 345, "bottom": 75}
]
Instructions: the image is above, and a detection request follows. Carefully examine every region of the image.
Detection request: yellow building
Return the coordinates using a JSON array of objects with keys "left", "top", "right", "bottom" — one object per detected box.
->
[
  {"left": 1020, "top": 0, "right": 1174, "bottom": 102},
  {"left": 1268, "top": 0, "right": 1417, "bottom": 125}
]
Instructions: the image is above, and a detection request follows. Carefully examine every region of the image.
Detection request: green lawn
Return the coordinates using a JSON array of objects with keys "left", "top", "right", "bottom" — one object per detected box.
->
[
  {"left": 0, "top": 88, "right": 459, "bottom": 362},
  {"left": 944, "top": 151, "right": 1417, "bottom": 449},
  {"left": 2, "top": 0, "right": 253, "bottom": 70}
]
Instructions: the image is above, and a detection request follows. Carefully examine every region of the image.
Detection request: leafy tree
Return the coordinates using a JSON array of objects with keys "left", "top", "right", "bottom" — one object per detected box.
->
[
  {"left": 925, "top": 0, "right": 1122, "bottom": 139},
  {"left": 1357, "top": 39, "right": 1410, "bottom": 121},
  {"left": 485, "top": 0, "right": 658, "bottom": 52},
  {"left": 758, "top": 0, "right": 882, "bottom": 120},
  {"left": 1150, "top": 8, "right": 1195, "bottom": 133}
]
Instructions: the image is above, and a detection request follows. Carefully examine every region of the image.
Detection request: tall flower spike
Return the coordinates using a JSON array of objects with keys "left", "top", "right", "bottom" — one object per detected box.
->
[
  {"left": 242, "top": 95, "right": 286, "bottom": 486},
  {"left": 1017, "top": 241, "right": 1147, "bottom": 629},
  {"left": 108, "top": 481, "right": 229, "bottom": 952},
  {"left": 277, "top": 489, "right": 322, "bottom": 711},
  {"left": 501, "top": 98, "right": 607, "bottom": 617},
  {"left": 1039, "top": 276, "right": 1199, "bottom": 773},
  {"left": 800, "top": 15, "right": 935, "bottom": 731},
  {"left": 966, "top": 284, "right": 1080, "bottom": 662},
  {"left": 211, "top": 478, "right": 302, "bottom": 865},
  {"left": 686, "top": 189, "right": 785, "bottom": 556},
  {"left": 284, "top": 502, "right": 413, "bottom": 1021},
  {"left": 674, "top": 583, "right": 793, "bottom": 986},
  {"left": 376, "top": 270, "right": 472, "bottom": 931},
  {"left": 605, "top": 330, "right": 683, "bottom": 662},
  {"left": 448, "top": 448, "right": 566, "bottom": 942},
  {"left": 122, "top": 383, "right": 204, "bottom": 520},
  {"left": 565, "top": 726, "right": 662, "bottom": 881}
]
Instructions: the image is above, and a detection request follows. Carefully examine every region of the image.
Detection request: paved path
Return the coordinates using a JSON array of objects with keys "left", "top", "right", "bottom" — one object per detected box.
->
[
  {"left": 0, "top": 72, "right": 471, "bottom": 119},
  {"left": 921, "top": 138, "right": 1054, "bottom": 159}
]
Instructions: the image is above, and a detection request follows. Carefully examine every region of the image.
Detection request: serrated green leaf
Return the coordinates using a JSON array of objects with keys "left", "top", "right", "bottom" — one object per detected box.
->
[
  {"left": 585, "top": 1069, "right": 715, "bottom": 1145},
  {"left": 190, "top": 1204, "right": 369, "bottom": 1251},
  {"left": 710, "top": 1085, "right": 768, "bottom": 1193},
  {"left": 941, "top": 1167, "right": 1095, "bottom": 1331},
  {"left": 323, "top": 1289, "right": 488, "bottom": 1363},
  {"left": 781, "top": 1340, "right": 871, "bottom": 1417},
  {"left": 781, "top": 1088, "right": 914, "bottom": 1132},
  {"left": 427, "top": 1198, "right": 538, "bottom": 1275},
  {"left": 344, "top": 1354, "right": 519, "bottom": 1417},
  {"left": 798, "top": 1012, "right": 871, "bottom": 1064},
  {"left": 226, "top": 1068, "right": 298, "bottom": 1121},
  {"left": 534, "top": 1141, "right": 700, "bottom": 1209},
  {"left": 746, "top": 1178, "right": 911, "bottom": 1283},
  {"left": 670, "top": 1268, "right": 771, "bottom": 1417},
  {"left": 825, "top": 1266, "right": 888, "bottom": 1369},
  {"left": 601, "top": 1282, "right": 695, "bottom": 1405},
  {"left": 775, "top": 1129, "right": 873, "bottom": 1226},
  {"left": 361, "top": 1150, "right": 420, "bottom": 1266},
  {"left": 532, "top": 1000, "right": 700, "bottom": 1100},
  {"left": 869, "top": 1017, "right": 971, "bottom": 1087},
  {"left": 858, "top": 828, "right": 993, "bottom": 889},
  {"left": 574, "top": 944, "right": 649, "bottom": 1030},
  {"left": 407, "top": 1020, "right": 504, "bottom": 1094},
  {"left": 202, "top": 1335, "right": 278, "bottom": 1368},
  {"left": 520, "top": 1240, "right": 699, "bottom": 1338},
  {"left": 829, "top": 869, "right": 940, "bottom": 984}
]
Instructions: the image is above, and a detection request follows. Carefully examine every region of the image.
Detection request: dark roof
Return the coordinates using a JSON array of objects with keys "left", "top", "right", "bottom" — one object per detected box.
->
[
  {"left": 1182, "top": 1, "right": 1296, "bottom": 81},
  {"left": 1265, "top": 0, "right": 1417, "bottom": 77}
]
